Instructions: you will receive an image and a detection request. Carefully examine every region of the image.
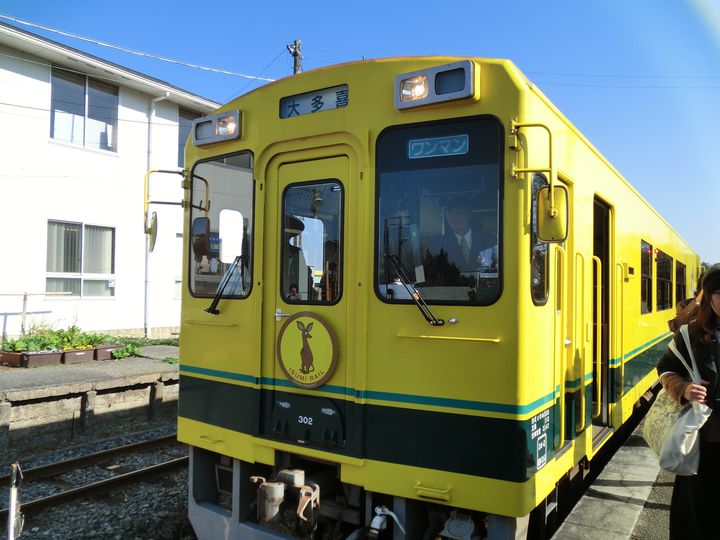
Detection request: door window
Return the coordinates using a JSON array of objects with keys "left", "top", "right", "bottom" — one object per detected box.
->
[{"left": 281, "top": 181, "right": 343, "bottom": 303}]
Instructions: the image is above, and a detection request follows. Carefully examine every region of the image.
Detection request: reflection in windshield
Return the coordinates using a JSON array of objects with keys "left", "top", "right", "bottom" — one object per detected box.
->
[
  {"left": 190, "top": 152, "right": 253, "bottom": 298},
  {"left": 376, "top": 119, "right": 502, "bottom": 305}
]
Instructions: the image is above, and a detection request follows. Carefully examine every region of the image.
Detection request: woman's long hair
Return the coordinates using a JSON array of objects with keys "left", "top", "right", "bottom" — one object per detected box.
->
[{"left": 694, "top": 292, "right": 718, "bottom": 343}]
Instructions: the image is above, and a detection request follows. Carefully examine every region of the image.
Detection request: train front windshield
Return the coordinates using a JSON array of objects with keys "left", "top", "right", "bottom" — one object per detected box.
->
[{"left": 375, "top": 117, "right": 503, "bottom": 305}]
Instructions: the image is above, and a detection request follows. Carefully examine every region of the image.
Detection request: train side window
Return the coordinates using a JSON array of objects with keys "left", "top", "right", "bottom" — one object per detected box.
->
[
  {"left": 281, "top": 181, "right": 343, "bottom": 304},
  {"left": 676, "top": 261, "right": 687, "bottom": 305},
  {"left": 656, "top": 249, "right": 673, "bottom": 311},
  {"left": 531, "top": 174, "right": 549, "bottom": 305},
  {"left": 640, "top": 240, "right": 653, "bottom": 314},
  {"left": 189, "top": 152, "right": 254, "bottom": 298}
]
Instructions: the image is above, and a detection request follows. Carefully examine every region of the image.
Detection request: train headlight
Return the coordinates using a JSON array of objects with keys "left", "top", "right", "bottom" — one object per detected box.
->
[
  {"left": 400, "top": 75, "right": 429, "bottom": 102},
  {"left": 395, "top": 60, "right": 478, "bottom": 110},
  {"left": 192, "top": 110, "right": 242, "bottom": 146}
]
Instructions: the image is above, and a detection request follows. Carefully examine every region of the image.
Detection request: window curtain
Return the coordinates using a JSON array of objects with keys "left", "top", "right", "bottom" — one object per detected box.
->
[
  {"left": 47, "top": 221, "right": 81, "bottom": 272},
  {"left": 84, "top": 225, "right": 114, "bottom": 274}
]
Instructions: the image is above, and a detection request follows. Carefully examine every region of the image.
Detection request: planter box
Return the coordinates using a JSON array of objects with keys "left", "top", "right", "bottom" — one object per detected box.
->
[
  {"left": 0, "top": 351, "right": 22, "bottom": 367},
  {"left": 94, "top": 345, "right": 121, "bottom": 361},
  {"left": 62, "top": 349, "right": 94, "bottom": 364},
  {"left": 0, "top": 351, "right": 63, "bottom": 368}
]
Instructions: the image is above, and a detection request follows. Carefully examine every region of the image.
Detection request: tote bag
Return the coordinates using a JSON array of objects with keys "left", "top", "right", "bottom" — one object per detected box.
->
[{"left": 642, "top": 324, "right": 711, "bottom": 475}]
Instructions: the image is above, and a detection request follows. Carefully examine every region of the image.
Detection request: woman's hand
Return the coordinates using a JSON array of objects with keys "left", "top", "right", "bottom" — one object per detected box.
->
[{"left": 683, "top": 381, "right": 709, "bottom": 403}]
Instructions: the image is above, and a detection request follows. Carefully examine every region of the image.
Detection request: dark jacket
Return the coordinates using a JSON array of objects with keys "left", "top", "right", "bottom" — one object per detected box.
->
[{"left": 431, "top": 228, "right": 496, "bottom": 272}]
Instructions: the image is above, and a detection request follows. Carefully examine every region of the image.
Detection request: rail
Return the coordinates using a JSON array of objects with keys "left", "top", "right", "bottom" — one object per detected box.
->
[{"left": 0, "top": 434, "right": 185, "bottom": 521}]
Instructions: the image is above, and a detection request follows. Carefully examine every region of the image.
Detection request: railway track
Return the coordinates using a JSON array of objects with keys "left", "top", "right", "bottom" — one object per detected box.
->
[{"left": 0, "top": 434, "right": 187, "bottom": 521}]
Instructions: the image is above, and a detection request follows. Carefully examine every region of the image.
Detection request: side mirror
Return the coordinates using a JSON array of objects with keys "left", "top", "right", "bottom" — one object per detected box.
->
[
  {"left": 147, "top": 212, "right": 158, "bottom": 253},
  {"left": 219, "top": 209, "right": 244, "bottom": 263},
  {"left": 191, "top": 216, "right": 211, "bottom": 260},
  {"left": 537, "top": 185, "right": 569, "bottom": 243}
]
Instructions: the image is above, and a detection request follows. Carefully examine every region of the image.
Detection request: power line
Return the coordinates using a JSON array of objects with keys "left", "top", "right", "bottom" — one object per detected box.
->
[
  {"left": 528, "top": 70, "right": 720, "bottom": 80},
  {"left": 533, "top": 81, "right": 720, "bottom": 89},
  {"left": 302, "top": 46, "right": 365, "bottom": 61},
  {"left": 228, "top": 47, "right": 287, "bottom": 101},
  {"left": 0, "top": 14, "right": 275, "bottom": 82}
]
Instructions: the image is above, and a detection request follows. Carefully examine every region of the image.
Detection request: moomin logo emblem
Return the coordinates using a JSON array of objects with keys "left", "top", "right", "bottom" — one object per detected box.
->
[{"left": 276, "top": 312, "right": 338, "bottom": 389}]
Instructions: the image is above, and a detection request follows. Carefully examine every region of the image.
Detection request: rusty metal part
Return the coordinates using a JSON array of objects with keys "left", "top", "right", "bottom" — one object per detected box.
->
[{"left": 296, "top": 483, "right": 320, "bottom": 522}]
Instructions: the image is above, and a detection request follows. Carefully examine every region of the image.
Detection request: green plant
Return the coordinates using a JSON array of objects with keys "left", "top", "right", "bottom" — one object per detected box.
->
[
  {"left": 1, "top": 323, "right": 62, "bottom": 352},
  {"left": 162, "top": 356, "right": 179, "bottom": 364},
  {"left": 114, "top": 336, "right": 179, "bottom": 347},
  {"left": 2, "top": 334, "right": 58, "bottom": 352},
  {"left": 55, "top": 325, "right": 92, "bottom": 350},
  {"left": 82, "top": 331, "right": 114, "bottom": 347},
  {"left": 112, "top": 342, "right": 142, "bottom": 360}
]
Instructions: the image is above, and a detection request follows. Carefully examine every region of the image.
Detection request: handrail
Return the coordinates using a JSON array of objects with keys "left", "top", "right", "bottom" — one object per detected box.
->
[
  {"left": 143, "top": 169, "right": 188, "bottom": 234},
  {"left": 575, "top": 253, "right": 586, "bottom": 432},
  {"left": 511, "top": 121, "right": 557, "bottom": 215},
  {"left": 616, "top": 262, "right": 625, "bottom": 399},
  {"left": 554, "top": 244, "right": 566, "bottom": 450},
  {"left": 592, "top": 256, "right": 603, "bottom": 419}
]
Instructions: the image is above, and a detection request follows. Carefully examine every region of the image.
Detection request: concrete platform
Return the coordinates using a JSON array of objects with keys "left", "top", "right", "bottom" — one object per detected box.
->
[
  {"left": 0, "top": 346, "right": 179, "bottom": 456},
  {"left": 0, "top": 346, "right": 178, "bottom": 400},
  {"left": 553, "top": 420, "right": 670, "bottom": 540}
]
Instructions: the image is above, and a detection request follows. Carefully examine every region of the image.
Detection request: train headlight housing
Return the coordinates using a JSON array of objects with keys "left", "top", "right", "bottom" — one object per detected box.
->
[
  {"left": 215, "top": 114, "right": 237, "bottom": 137},
  {"left": 192, "top": 110, "right": 242, "bottom": 146},
  {"left": 400, "top": 75, "right": 429, "bottom": 102},
  {"left": 395, "top": 60, "right": 478, "bottom": 110}
]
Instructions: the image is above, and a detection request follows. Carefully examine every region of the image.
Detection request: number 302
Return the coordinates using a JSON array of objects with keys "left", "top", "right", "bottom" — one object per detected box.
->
[{"left": 297, "top": 415, "right": 313, "bottom": 426}]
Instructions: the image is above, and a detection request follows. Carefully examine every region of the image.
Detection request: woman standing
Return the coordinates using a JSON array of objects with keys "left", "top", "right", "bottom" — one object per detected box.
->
[{"left": 657, "top": 263, "right": 720, "bottom": 539}]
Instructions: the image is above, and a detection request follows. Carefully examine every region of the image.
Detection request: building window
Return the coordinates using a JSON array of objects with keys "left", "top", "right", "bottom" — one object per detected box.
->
[
  {"left": 50, "top": 68, "right": 118, "bottom": 152},
  {"left": 676, "top": 261, "right": 687, "bottom": 305},
  {"left": 656, "top": 249, "right": 673, "bottom": 311},
  {"left": 46, "top": 220, "right": 115, "bottom": 297},
  {"left": 178, "top": 109, "right": 197, "bottom": 167},
  {"left": 641, "top": 240, "right": 653, "bottom": 314}
]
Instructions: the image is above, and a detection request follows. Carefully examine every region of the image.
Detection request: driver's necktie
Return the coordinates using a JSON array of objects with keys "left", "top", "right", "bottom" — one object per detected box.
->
[{"left": 459, "top": 236, "right": 470, "bottom": 266}]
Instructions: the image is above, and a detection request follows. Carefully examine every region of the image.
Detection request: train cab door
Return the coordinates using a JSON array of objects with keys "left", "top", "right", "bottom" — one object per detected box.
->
[
  {"left": 259, "top": 154, "right": 354, "bottom": 452},
  {"left": 591, "top": 197, "right": 612, "bottom": 444}
]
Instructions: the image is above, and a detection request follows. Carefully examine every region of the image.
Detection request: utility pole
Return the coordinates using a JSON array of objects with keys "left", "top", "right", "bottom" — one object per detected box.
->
[{"left": 287, "top": 39, "right": 302, "bottom": 75}]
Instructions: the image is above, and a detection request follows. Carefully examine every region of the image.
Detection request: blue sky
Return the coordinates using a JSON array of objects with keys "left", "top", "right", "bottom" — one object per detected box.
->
[{"left": 2, "top": 1, "right": 718, "bottom": 263}]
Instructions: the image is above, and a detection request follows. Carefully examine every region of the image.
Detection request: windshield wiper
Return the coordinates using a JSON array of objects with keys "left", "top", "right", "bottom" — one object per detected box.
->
[
  {"left": 383, "top": 219, "right": 444, "bottom": 327},
  {"left": 205, "top": 256, "right": 241, "bottom": 315}
]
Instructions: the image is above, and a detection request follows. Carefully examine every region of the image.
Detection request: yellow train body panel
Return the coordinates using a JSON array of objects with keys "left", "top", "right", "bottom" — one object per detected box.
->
[{"left": 171, "top": 56, "right": 699, "bottom": 539}]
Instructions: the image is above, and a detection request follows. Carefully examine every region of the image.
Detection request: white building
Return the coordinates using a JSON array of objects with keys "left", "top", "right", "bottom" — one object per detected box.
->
[{"left": 0, "top": 22, "right": 220, "bottom": 339}]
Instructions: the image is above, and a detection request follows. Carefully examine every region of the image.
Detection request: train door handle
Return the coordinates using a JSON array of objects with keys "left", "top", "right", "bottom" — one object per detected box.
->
[{"left": 275, "top": 308, "right": 292, "bottom": 321}]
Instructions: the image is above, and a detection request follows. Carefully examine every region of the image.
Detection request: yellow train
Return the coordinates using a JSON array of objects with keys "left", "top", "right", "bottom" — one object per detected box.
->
[{"left": 150, "top": 56, "right": 700, "bottom": 539}]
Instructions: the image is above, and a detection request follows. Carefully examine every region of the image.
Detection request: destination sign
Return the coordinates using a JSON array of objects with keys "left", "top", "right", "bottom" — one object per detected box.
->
[
  {"left": 280, "top": 84, "right": 349, "bottom": 119},
  {"left": 408, "top": 134, "right": 469, "bottom": 159}
]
